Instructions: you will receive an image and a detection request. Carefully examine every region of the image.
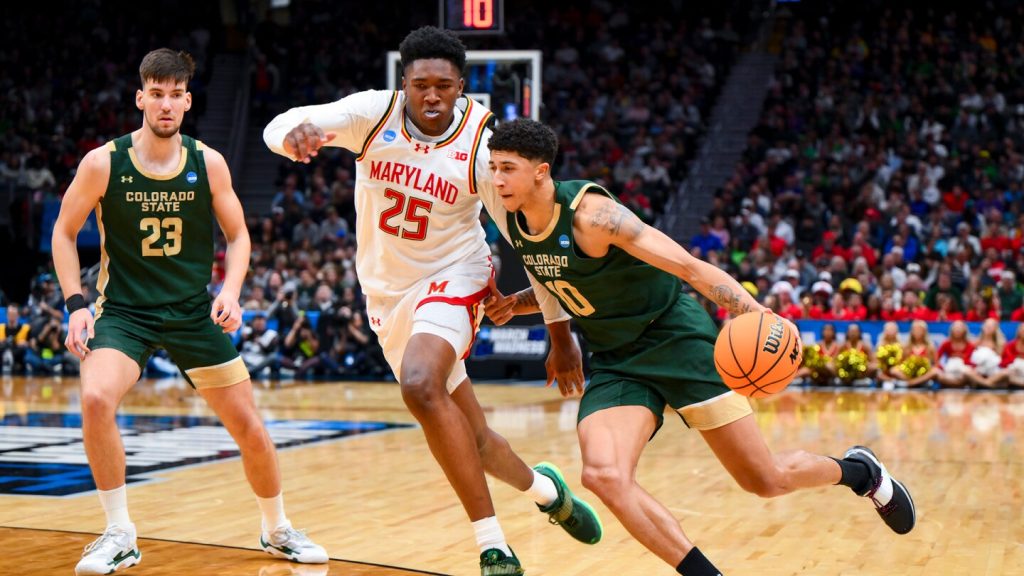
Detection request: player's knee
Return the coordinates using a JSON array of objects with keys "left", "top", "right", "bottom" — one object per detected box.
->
[
  {"left": 736, "top": 464, "right": 790, "bottom": 498},
  {"left": 80, "top": 388, "right": 117, "bottom": 420},
  {"left": 581, "top": 464, "right": 629, "bottom": 502},
  {"left": 399, "top": 370, "right": 446, "bottom": 413},
  {"left": 234, "top": 416, "right": 273, "bottom": 454}
]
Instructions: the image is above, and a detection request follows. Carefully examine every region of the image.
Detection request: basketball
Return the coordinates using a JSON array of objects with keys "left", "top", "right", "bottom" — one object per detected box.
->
[{"left": 714, "top": 311, "right": 802, "bottom": 398}]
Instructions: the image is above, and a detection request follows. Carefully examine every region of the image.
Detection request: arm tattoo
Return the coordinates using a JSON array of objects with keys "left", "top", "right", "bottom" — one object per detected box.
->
[
  {"left": 709, "top": 284, "right": 755, "bottom": 316},
  {"left": 588, "top": 203, "right": 645, "bottom": 239},
  {"left": 588, "top": 203, "right": 623, "bottom": 235},
  {"left": 515, "top": 288, "right": 539, "bottom": 309}
]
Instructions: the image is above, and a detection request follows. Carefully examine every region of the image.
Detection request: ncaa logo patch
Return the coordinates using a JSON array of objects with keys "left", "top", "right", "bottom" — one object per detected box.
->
[
  {"left": 382, "top": 130, "right": 396, "bottom": 142},
  {"left": 186, "top": 171, "right": 198, "bottom": 184},
  {"left": 559, "top": 234, "right": 571, "bottom": 249}
]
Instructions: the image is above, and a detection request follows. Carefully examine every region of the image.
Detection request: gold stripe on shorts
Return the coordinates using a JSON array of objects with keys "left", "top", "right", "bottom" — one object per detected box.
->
[
  {"left": 677, "top": 391, "right": 752, "bottom": 430},
  {"left": 185, "top": 356, "right": 249, "bottom": 389}
]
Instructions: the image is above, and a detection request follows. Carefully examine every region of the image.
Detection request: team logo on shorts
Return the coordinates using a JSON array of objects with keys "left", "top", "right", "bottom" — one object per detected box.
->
[
  {"left": 0, "top": 412, "right": 412, "bottom": 497},
  {"left": 559, "top": 234, "right": 571, "bottom": 249},
  {"left": 383, "top": 130, "right": 396, "bottom": 142},
  {"left": 186, "top": 171, "right": 198, "bottom": 184}
]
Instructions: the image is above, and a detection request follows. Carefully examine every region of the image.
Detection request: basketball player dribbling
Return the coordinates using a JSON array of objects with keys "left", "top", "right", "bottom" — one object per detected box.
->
[
  {"left": 263, "top": 27, "right": 601, "bottom": 575},
  {"left": 52, "top": 49, "right": 326, "bottom": 575},
  {"left": 484, "top": 119, "right": 916, "bottom": 576}
]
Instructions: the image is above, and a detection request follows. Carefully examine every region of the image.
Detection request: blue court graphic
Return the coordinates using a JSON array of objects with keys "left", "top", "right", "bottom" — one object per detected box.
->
[{"left": 0, "top": 412, "right": 412, "bottom": 496}]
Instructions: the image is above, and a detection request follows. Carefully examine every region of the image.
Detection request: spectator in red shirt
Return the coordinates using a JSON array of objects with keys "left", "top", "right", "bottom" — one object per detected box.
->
[
  {"left": 965, "top": 293, "right": 999, "bottom": 322},
  {"left": 903, "top": 290, "right": 936, "bottom": 321},
  {"left": 845, "top": 292, "right": 868, "bottom": 320},
  {"left": 942, "top": 184, "right": 969, "bottom": 213},
  {"left": 933, "top": 293, "right": 964, "bottom": 322},
  {"left": 811, "top": 231, "right": 850, "bottom": 263}
]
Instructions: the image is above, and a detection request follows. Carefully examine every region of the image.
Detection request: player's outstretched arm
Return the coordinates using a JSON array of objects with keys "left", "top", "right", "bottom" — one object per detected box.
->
[
  {"left": 52, "top": 146, "right": 109, "bottom": 359},
  {"left": 207, "top": 145, "right": 249, "bottom": 333},
  {"left": 262, "top": 90, "right": 392, "bottom": 163},
  {"left": 574, "top": 193, "right": 765, "bottom": 318}
]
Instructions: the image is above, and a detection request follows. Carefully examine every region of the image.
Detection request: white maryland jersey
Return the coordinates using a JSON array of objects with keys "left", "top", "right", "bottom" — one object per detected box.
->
[
  {"left": 264, "top": 90, "right": 570, "bottom": 322},
  {"left": 352, "top": 91, "right": 492, "bottom": 296}
]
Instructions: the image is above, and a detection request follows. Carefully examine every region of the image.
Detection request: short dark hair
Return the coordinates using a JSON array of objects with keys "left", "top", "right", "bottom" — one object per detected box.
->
[
  {"left": 399, "top": 26, "right": 466, "bottom": 74},
  {"left": 139, "top": 48, "right": 195, "bottom": 87},
  {"left": 487, "top": 118, "right": 559, "bottom": 165}
]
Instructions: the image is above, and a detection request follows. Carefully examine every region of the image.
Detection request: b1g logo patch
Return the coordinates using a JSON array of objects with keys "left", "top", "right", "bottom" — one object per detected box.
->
[{"left": 0, "top": 412, "right": 412, "bottom": 497}]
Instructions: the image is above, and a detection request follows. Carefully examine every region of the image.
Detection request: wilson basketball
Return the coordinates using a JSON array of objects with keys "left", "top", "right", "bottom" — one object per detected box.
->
[{"left": 714, "top": 311, "right": 803, "bottom": 398}]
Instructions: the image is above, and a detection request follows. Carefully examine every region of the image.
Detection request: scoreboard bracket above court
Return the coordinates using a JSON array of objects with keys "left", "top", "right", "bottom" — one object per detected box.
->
[{"left": 440, "top": 0, "right": 504, "bottom": 35}]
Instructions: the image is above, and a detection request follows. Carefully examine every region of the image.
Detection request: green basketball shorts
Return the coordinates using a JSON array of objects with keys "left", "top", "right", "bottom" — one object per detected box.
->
[
  {"left": 578, "top": 292, "right": 752, "bottom": 435},
  {"left": 89, "top": 292, "right": 248, "bottom": 389}
]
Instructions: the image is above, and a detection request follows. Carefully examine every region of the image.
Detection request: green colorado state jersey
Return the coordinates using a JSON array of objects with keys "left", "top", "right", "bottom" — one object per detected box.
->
[
  {"left": 96, "top": 134, "right": 214, "bottom": 307},
  {"left": 507, "top": 180, "right": 680, "bottom": 352}
]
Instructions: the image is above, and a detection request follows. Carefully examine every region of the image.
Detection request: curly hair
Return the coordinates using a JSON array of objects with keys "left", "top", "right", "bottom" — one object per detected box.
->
[
  {"left": 139, "top": 48, "right": 195, "bottom": 87},
  {"left": 399, "top": 26, "right": 467, "bottom": 74},
  {"left": 487, "top": 118, "right": 559, "bottom": 165}
]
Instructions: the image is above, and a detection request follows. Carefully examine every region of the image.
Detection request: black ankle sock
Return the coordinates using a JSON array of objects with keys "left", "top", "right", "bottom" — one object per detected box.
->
[
  {"left": 676, "top": 547, "right": 721, "bottom": 576},
  {"left": 832, "top": 456, "right": 871, "bottom": 494}
]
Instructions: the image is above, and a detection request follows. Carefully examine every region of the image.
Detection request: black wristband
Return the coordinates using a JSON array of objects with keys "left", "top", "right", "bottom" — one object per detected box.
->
[{"left": 65, "top": 294, "right": 88, "bottom": 314}]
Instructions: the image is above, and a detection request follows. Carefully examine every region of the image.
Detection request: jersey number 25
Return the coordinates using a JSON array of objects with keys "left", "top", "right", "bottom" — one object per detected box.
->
[{"left": 378, "top": 188, "right": 433, "bottom": 241}]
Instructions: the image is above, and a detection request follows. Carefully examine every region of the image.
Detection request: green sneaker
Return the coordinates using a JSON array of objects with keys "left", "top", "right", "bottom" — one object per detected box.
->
[
  {"left": 534, "top": 462, "right": 603, "bottom": 544},
  {"left": 480, "top": 547, "right": 525, "bottom": 576}
]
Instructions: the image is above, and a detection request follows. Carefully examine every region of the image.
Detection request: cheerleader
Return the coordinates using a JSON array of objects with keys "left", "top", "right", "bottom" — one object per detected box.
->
[
  {"left": 935, "top": 321, "right": 991, "bottom": 388},
  {"left": 874, "top": 321, "right": 904, "bottom": 380},
  {"left": 971, "top": 318, "right": 1006, "bottom": 386},
  {"left": 840, "top": 323, "right": 878, "bottom": 383},
  {"left": 998, "top": 323, "right": 1024, "bottom": 388},
  {"left": 796, "top": 323, "right": 839, "bottom": 385},
  {"left": 891, "top": 320, "right": 941, "bottom": 387}
]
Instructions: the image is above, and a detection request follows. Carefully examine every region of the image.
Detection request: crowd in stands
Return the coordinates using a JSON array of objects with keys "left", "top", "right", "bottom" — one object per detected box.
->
[
  {"left": 695, "top": 2, "right": 1024, "bottom": 333},
  {"left": 2, "top": 2, "right": 756, "bottom": 379},
  {"left": 12, "top": 1, "right": 1024, "bottom": 391}
]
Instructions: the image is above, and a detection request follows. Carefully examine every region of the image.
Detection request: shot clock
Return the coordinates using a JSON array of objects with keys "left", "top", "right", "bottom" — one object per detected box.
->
[{"left": 440, "top": 0, "right": 504, "bottom": 34}]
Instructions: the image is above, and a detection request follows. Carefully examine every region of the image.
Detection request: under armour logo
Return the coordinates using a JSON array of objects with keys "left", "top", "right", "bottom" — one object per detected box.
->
[
  {"left": 514, "top": 240, "right": 523, "bottom": 248},
  {"left": 370, "top": 317, "right": 382, "bottom": 327},
  {"left": 413, "top": 143, "right": 430, "bottom": 154},
  {"left": 121, "top": 175, "right": 133, "bottom": 183}
]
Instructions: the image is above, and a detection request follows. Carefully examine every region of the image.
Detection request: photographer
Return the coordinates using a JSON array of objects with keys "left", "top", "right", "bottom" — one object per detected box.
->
[
  {"left": 1, "top": 304, "right": 30, "bottom": 373},
  {"left": 238, "top": 313, "right": 280, "bottom": 378},
  {"left": 280, "top": 312, "right": 319, "bottom": 378}
]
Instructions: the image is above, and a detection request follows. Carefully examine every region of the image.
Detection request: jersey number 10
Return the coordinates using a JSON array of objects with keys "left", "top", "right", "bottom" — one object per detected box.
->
[{"left": 544, "top": 280, "right": 596, "bottom": 317}]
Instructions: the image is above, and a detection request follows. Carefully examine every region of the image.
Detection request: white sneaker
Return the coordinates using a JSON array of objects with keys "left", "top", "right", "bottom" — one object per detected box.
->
[
  {"left": 260, "top": 525, "right": 328, "bottom": 564},
  {"left": 75, "top": 524, "right": 141, "bottom": 575}
]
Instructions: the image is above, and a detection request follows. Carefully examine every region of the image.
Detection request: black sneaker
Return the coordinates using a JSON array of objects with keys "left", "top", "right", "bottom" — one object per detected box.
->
[{"left": 843, "top": 446, "right": 916, "bottom": 534}]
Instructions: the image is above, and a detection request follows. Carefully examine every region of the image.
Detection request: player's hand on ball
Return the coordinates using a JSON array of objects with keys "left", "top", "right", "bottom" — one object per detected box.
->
[
  {"left": 64, "top": 309, "right": 94, "bottom": 360},
  {"left": 283, "top": 122, "right": 337, "bottom": 163},
  {"left": 211, "top": 293, "right": 242, "bottom": 333}
]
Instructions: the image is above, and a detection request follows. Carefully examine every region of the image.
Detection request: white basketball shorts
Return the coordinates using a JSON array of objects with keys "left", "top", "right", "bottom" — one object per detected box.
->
[{"left": 365, "top": 261, "right": 491, "bottom": 393}]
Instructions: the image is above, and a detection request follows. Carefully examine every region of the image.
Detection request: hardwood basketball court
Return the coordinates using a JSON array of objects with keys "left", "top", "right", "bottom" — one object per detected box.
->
[{"left": 1, "top": 376, "right": 1021, "bottom": 575}]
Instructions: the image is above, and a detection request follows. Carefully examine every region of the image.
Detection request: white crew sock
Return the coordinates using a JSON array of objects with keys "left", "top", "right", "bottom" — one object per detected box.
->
[
  {"left": 527, "top": 470, "right": 559, "bottom": 507},
  {"left": 256, "top": 493, "right": 290, "bottom": 533},
  {"left": 97, "top": 485, "right": 132, "bottom": 529},
  {"left": 472, "top": 516, "right": 511, "bottom": 556}
]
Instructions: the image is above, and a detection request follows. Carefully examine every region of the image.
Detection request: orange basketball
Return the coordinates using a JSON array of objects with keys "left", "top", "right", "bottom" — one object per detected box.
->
[{"left": 714, "top": 311, "right": 803, "bottom": 398}]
